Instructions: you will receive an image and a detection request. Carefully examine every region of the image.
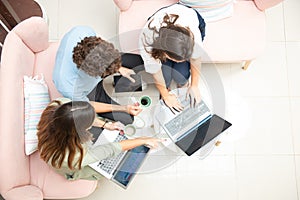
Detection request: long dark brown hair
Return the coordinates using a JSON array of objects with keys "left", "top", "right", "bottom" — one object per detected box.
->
[
  {"left": 143, "top": 14, "right": 194, "bottom": 62},
  {"left": 37, "top": 101, "right": 95, "bottom": 170}
]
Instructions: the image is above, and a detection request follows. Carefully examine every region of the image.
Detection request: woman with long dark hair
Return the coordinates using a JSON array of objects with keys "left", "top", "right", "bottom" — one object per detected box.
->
[{"left": 37, "top": 100, "right": 162, "bottom": 180}]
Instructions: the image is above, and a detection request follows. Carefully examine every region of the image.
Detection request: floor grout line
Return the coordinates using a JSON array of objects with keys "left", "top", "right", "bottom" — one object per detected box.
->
[{"left": 283, "top": 1, "right": 299, "bottom": 198}]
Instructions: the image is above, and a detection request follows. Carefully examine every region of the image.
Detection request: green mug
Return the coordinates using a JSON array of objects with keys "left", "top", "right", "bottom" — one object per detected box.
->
[{"left": 139, "top": 95, "right": 151, "bottom": 107}]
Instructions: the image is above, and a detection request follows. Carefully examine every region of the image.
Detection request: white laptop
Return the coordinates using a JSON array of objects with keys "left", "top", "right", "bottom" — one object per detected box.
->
[
  {"left": 158, "top": 91, "right": 232, "bottom": 156},
  {"left": 88, "top": 129, "right": 150, "bottom": 189}
]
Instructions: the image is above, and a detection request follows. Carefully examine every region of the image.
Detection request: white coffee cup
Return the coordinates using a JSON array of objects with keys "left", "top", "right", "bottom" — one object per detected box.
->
[{"left": 124, "top": 124, "right": 136, "bottom": 136}]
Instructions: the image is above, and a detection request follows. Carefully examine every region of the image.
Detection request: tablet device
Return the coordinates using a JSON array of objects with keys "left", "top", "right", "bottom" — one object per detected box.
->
[{"left": 113, "top": 74, "right": 142, "bottom": 93}]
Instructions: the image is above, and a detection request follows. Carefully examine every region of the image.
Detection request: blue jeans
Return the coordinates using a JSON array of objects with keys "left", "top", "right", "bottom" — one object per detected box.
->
[{"left": 161, "top": 59, "right": 191, "bottom": 88}]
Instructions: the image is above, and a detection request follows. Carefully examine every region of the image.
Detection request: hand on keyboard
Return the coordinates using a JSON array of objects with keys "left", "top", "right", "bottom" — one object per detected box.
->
[
  {"left": 141, "top": 137, "right": 166, "bottom": 149},
  {"left": 186, "top": 86, "right": 201, "bottom": 108},
  {"left": 104, "top": 121, "right": 125, "bottom": 132},
  {"left": 163, "top": 94, "right": 183, "bottom": 114}
]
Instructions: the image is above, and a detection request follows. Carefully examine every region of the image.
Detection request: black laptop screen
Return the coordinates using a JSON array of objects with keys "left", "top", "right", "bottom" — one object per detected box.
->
[
  {"left": 113, "top": 74, "right": 142, "bottom": 93},
  {"left": 113, "top": 145, "right": 150, "bottom": 188},
  {"left": 175, "top": 114, "right": 232, "bottom": 156}
]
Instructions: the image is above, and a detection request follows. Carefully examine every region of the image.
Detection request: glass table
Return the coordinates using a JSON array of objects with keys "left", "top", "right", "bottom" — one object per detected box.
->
[{"left": 102, "top": 72, "right": 224, "bottom": 173}]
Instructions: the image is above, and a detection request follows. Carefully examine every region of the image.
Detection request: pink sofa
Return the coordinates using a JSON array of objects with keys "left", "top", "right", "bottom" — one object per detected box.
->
[
  {"left": 0, "top": 17, "right": 97, "bottom": 200},
  {"left": 113, "top": 0, "right": 283, "bottom": 70}
]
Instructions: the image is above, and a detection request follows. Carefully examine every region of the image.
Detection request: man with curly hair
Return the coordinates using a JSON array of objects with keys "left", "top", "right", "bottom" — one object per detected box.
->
[{"left": 53, "top": 26, "right": 144, "bottom": 129}]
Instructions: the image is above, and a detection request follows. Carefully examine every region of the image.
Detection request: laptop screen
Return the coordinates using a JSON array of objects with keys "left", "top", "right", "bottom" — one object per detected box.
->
[
  {"left": 113, "top": 145, "right": 150, "bottom": 188},
  {"left": 175, "top": 114, "right": 232, "bottom": 156},
  {"left": 113, "top": 74, "right": 142, "bottom": 93}
]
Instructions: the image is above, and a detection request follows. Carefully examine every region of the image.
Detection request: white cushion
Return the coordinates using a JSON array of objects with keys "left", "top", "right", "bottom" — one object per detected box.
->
[
  {"left": 24, "top": 74, "right": 50, "bottom": 155},
  {"left": 179, "top": 0, "right": 234, "bottom": 22}
]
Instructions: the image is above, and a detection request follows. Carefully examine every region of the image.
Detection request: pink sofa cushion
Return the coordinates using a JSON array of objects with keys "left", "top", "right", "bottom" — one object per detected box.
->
[
  {"left": 201, "top": 1, "right": 266, "bottom": 62},
  {"left": 34, "top": 42, "right": 62, "bottom": 100},
  {"left": 30, "top": 153, "right": 97, "bottom": 199},
  {"left": 118, "top": 0, "right": 265, "bottom": 62},
  {"left": 31, "top": 41, "right": 98, "bottom": 199}
]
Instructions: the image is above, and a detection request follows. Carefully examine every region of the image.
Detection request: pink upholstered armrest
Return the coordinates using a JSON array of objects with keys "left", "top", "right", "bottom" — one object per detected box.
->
[
  {"left": 254, "top": 0, "right": 283, "bottom": 10},
  {"left": 0, "top": 30, "right": 34, "bottom": 197},
  {"left": 4, "top": 185, "right": 43, "bottom": 200},
  {"left": 13, "top": 17, "right": 49, "bottom": 53},
  {"left": 113, "top": 0, "right": 133, "bottom": 11}
]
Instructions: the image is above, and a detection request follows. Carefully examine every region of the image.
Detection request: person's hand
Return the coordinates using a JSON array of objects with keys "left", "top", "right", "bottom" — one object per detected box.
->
[
  {"left": 163, "top": 94, "right": 183, "bottom": 114},
  {"left": 126, "top": 103, "right": 142, "bottom": 116},
  {"left": 186, "top": 85, "right": 201, "bottom": 107},
  {"left": 104, "top": 121, "right": 125, "bottom": 131},
  {"left": 119, "top": 66, "right": 136, "bottom": 83},
  {"left": 141, "top": 137, "right": 166, "bottom": 149}
]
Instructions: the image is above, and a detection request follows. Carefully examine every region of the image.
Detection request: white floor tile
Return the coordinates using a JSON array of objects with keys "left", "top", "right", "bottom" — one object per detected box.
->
[
  {"left": 207, "top": 137, "right": 236, "bottom": 156},
  {"left": 283, "top": 0, "right": 300, "bottom": 41},
  {"left": 286, "top": 42, "right": 300, "bottom": 97},
  {"left": 214, "top": 63, "right": 232, "bottom": 88},
  {"left": 290, "top": 97, "right": 300, "bottom": 154},
  {"left": 139, "top": 154, "right": 181, "bottom": 174},
  {"left": 79, "top": 178, "right": 122, "bottom": 200},
  {"left": 78, "top": 162, "right": 178, "bottom": 200},
  {"left": 223, "top": 89, "right": 253, "bottom": 143},
  {"left": 200, "top": 63, "right": 232, "bottom": 116},
  {"left": 236, "top": 155, "right": 298, "bottom": 200},
  {"left": 265, "top": 3, "right": 285, "bottom": 42},
  {"left": 176, "top": 155, "right": 236, "bottom": 177},
  {"left": 234, "top": 97, "right": 294, "bottom": 155},
  {"left": 202, "top": 63, "right": 232, "bottom": 91},
  {"left": 175, "top": 156, "right": 238, "bottom": 200},
  {"left": 295, "top": 156, "right": 300, "bottom": 197},
  {"left": 58, "top": 0, "right": 118, "bottom": 41},
  {"left": 231, "top": 42, "right": 289, "bottom": 97}
]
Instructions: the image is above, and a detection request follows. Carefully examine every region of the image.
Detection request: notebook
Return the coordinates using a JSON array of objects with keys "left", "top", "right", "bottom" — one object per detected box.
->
[
  {"left": 88, "top": 130, "right": 150, "bottom": 189},
  {"left": 158, "top": 96, "right": 232, "bottom": 156}
]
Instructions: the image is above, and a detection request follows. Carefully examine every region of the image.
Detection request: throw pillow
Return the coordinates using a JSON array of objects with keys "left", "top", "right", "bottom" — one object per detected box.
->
[
  {"left": 24, "top": 74, "right": 50, "bottom": 155},
  {"left": 180, "top": 0, "right": 234, "bottom": 22}
]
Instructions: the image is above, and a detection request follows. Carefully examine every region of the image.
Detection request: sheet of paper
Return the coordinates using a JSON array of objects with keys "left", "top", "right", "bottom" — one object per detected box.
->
[{"left": 92, "top": 129, "right": 120, "bottom": 147}]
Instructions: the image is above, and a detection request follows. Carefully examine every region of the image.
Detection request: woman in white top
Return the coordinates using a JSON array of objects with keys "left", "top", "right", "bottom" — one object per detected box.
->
[{"left": 139, "top": 3, "right": 205, "bottom": 113}]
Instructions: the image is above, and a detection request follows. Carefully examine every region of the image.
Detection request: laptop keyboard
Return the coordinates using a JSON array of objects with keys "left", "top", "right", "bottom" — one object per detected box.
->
[
  {"left": 97, "top": 134, "right": 127, "bottom": 175},
  {"left": 164, "top": 101, "right": 210, "bottom": 136}
]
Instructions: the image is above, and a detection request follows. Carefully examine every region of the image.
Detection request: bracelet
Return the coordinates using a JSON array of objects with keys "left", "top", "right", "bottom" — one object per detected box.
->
[{"left": 102, "top": 120, "right": 107, "bottom": 128}]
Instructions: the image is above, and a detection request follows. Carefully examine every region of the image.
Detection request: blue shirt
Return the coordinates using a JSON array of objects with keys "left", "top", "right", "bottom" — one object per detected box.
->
[{"left": 53, "top": 26, "right": 102, "bottom": 101}]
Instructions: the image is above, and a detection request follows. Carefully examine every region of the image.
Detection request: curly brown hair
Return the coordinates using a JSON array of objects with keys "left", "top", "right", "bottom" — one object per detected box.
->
[
  {"left": 143, "top": 14, "right": 194, "bottom": 62},
  {"left": 72, "top": 36, "right": 121, "bottom": 77}
]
